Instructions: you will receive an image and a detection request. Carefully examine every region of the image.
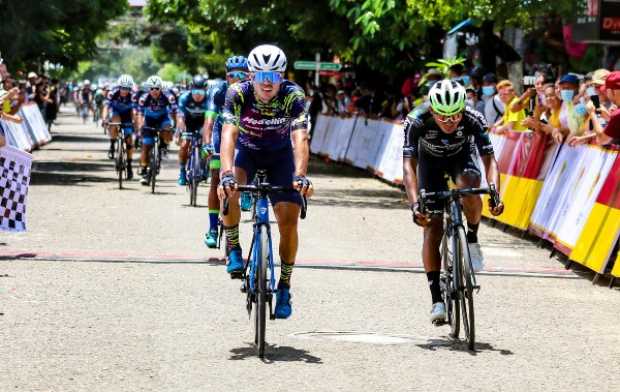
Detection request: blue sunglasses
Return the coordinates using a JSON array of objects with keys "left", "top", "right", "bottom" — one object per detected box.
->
[
  {"left": 253, "top": 71, "right": 283, "bottom": 84},
  {"left": 226, "top": 71, "right": 248, "bottom": 80},
  {"left": 191, "top": 89, "right": 206, "bottom": 96}
]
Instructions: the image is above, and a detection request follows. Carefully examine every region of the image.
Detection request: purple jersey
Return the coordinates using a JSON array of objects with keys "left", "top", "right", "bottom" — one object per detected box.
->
[
  {"left": 222, "top": 80, "right": 307, "bottom": 151},
  {"left": 105, "top": 88, "right": 134, "bottom": 114}
]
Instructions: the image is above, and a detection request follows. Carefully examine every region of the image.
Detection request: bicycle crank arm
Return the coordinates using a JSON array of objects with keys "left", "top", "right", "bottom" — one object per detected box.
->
[{"left": 269, "top": 297, "right": 275, "bottom": 320}]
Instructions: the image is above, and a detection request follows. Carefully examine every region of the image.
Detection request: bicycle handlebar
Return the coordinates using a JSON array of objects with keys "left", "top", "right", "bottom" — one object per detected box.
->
[
  {"left": 222, "top": 184, "right": 308, "bottom": 219},
  {"left": 419, "top": 186, "right": 500, "bottom": 213}
]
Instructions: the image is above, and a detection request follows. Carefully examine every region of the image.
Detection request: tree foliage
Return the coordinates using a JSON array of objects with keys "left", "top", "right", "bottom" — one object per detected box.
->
[{"left": 0, "top": 0, "right": 128, "bottom": 71}]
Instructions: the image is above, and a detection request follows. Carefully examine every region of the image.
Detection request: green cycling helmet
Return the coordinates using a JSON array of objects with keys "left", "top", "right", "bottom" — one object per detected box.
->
[{"left": 428, "top": 79, "right": 466, "bottom": 116}]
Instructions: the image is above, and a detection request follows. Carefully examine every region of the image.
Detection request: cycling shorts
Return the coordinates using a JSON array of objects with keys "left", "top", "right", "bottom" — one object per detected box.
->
[
  {"left": 111, "top": 109, "right": 133, "bottom": 124},
  {"left": 417, "top": 148, "right": 481, "bottom": 214},
  {"left": 142, "top": 112, "right": 172, "bottom": 146},
  {"left": 234, "top": 146, "right": 302, "bottom": 206},
  {"left": 209, "top": 127, "right": 221, "bottom": 170}
]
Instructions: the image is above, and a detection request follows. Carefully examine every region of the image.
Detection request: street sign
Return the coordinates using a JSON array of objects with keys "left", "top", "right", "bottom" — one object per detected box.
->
[{"left": 294, "top": 61, "right": 342, "bottom": 71}]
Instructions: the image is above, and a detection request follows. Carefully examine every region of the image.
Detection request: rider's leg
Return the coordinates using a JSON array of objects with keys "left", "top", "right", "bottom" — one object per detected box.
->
[
  {"left": 273, "top": 202, "right": 301, "bottom": 287},
  {"left": 423, "top": 217, "right": 444, "bottom": 305},
  {"left": 109, "top": 114, "right": 121, "bottom": 157},
  {"left": 220, "top": 167, "right": 247, "bottom": 272},
  {"left": 457, "top": 173, "right": 482, "bottom": 243},
  {"left": 178, "top": 136, "right": 190, "bottom": 184},
  {"left": 208, "top": 158, "right": 221, "bottom": 233}
]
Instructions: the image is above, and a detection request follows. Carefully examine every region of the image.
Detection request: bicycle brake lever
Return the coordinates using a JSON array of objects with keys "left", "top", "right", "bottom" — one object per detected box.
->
[
  {"left": 223, "top": 198, "right": 230, "bottom": 216},
  {"left": 300, "top": 196, "right": 307, "bottom": 220}
]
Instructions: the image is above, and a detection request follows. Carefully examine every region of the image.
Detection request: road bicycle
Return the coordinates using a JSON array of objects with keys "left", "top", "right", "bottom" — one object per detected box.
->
[
  {"left": 142, "top": 126, "right": 163, "bottom": 194},
  {"left": 223, "top": 170, "right": 307, "bottom": 358},
  {"left": 184, "top": 132, "right": 207, "bottom": 206},
  {"left": 420, "top": 185, "right": 499, "bottom": 351},
  {"left": 108, "top": 122, "right": 133, "bottom": 189}
]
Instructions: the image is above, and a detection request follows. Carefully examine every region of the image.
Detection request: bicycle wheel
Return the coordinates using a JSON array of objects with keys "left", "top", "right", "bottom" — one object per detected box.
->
[
  {"left": 190, "top": 147, "right": 199, "bottom": 206},
  {"left": 456, "top": 225, "right": 475, "bottom": 350},
  {"left": 254, "top": 225, "right": 269, "bottom": 358},
  {"left": 442, "top": 232, "right": 460, "bottom": 339},
  {"left": 116, "top": 138, "right": 124, "bottom": 189},
  {"left": 150, "top": 142, "right": 158, "bottom": 194}
]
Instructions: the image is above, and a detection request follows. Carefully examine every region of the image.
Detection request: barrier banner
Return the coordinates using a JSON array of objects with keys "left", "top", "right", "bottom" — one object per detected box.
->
[
  {"left": 569, "top": 152, "right": 620, "bottom": 273},
  {"left": 325, "top": 116, "right": 357, "bottom": 161},
  {"left": 21, "top": 104, "right": 52, "bottom": 146},
  {"left": 310, "top": 115, "right": 332, "bottom": 156},
  {"left": 0, "top": 119, "right": 32, "bottom": 151},
  {"left": 553, "top": 147, "right": 617, "bottom": 256},
  {"left": 344, "top": 117, "right": 389, "bottom": 170},
  {"left": 612, "top": 251, "right": 620, "bottom": 278},
  {"left": 374, "top": 123, "right": 405, "bottom": 184},
  {"left": 482, "top": 131, "right": 553, "bottom": 230},
  {"left": 529, "top": 145, "right": 587, "bottom": 238},
  {"left": 0, "top": 146, "right": 32, "bottom": 232}
]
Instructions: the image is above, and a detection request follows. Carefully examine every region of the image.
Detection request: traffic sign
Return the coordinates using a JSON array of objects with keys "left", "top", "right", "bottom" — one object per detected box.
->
[{"left": 294, "top": 61, "right": 342, "bottom": 71}]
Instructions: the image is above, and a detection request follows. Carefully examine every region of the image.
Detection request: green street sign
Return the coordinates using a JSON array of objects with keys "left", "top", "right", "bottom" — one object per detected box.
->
[{"left": 294, "top": 61, "right": 342, "bottom": 71}]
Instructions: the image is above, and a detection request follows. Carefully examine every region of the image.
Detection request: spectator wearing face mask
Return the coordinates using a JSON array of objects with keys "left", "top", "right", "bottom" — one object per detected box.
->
[
  {"left": 492, "top": 80, "right": 532, "bottom": 133},
  {"left": 555, "top": 74, "right": 589, "bottom": 142},
  {"left": 481, "top": 73, "right": 504, "bottom": 125}
]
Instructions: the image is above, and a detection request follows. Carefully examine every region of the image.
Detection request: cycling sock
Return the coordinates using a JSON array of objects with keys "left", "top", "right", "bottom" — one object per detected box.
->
[
  {"left": 426, "top": 271, "right": 442, "bottom": 304},
  {"left": 279, "top": 262, "right": 294, "bottom": 287},
  {"left": 224, "top": 225, "right": 240, "bottom": 254},
  {"left": 467, "top": 222, "right": 479, "bottom": 243},
  {"left": 208, "top": 210, "right": 219, "bottom": 232}
]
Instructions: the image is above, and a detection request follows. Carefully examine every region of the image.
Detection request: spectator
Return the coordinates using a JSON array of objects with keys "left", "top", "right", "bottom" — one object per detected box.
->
[
  {"left": 492, "top": 80, "right": 531, "bottom": 133},
  {"left": 523, "top": 84, "right": 562, "bottom": 139},
  {"left": 557, "top": 73, "right": 588, "bottom": 140},
  {"left": 335, "top": 90, "right": 351, "bottom": 116},
  {"left": 466, "top": 85, "right": 484, "bottom": 114},
  {"left": 586, "top": 71, "right": 620, "bottom": 145},
  {"left": 481, "top": 73, "right": 504, "bottom": 125},
  {"left": 26, "top": 71, "right": 37, "bottom": 98}
]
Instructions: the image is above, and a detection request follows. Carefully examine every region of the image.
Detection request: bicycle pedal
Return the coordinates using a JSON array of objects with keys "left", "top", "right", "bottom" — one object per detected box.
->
[
  {"left": 432, "top": 319, "right": 446, "bottom": 327},
  {"left": 240, "top": 281, "right": 247, "bottom": 293},
  {"left": 229, "top": 271, "right": 243, "bottom": 280}
]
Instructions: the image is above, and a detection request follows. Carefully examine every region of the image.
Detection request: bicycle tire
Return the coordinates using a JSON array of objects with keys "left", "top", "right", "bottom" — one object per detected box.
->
[
  {"left": 442, "top": 232, "right": 460, "bottom": 339},
  {"left": 456, "top": 225, "right": 475, "bottom": 350},
  {"left": 116, "top": 138, "right": 124, "bottom": 189},
  {"left": 254, "top": 225, "right": 269, "bottom": 358},
  {"left": 190, "top": 147, "right": 199, "bottom": 206},
  {"left": 150, "top": 142, "right": 158, "bottom": 194}
]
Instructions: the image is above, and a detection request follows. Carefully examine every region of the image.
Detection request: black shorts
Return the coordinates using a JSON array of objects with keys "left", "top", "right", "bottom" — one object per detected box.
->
[{"left": 417, "top": 149, "right": 482, "bottom": 214}]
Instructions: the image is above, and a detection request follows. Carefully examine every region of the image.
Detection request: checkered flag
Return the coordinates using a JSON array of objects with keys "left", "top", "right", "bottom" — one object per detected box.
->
[{"left": 0, "top": 146, "right": 32, "bottom": 232}]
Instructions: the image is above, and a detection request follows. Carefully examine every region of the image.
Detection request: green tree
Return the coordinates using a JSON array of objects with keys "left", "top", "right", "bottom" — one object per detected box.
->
[{"left": 0, "top": 0, "right": 128, "bottom": 71}]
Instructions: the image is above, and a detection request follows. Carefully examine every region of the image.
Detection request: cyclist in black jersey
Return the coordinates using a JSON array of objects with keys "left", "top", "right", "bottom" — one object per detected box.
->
[{"left": 402, "top": 80, "right": 504, "bottom": 323}]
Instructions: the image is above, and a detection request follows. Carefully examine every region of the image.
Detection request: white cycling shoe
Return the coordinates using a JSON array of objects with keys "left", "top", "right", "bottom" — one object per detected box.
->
[
  {"left": 430, "top": 302, "right": 446, "bottom": 324},
  {"left": 468, "top": 242, "right": 484, "bottom": 272}
]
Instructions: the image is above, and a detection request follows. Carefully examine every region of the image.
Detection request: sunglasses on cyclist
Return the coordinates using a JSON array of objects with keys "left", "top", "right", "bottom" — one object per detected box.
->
[
  {"left": 433, "top": 112, "right": 463, "bottom": 124},
  {"left": 150, "top": 87, "right": 161, "bottom": 91},
  {"left": 253, "top": 71, "right": 283, "bottom": 84},
  {"left": 226, "top": 71, "right": 248, "bottom": 80},
  {"left": 120, "top": 87, "right": 131, "bottom": 92},
  {"left": 191, "top": 89, "right": 206, "bottom": 96}
]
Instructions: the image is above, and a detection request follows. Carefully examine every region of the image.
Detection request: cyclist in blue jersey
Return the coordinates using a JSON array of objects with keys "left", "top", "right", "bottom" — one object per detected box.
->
[
  {"left": 202, "top": 55, "right": 249, "bottom": 248},
  {"left": 102, "top": 74, "right": 136, "bottom": 179},
  {"left": 136, "top": 75, "right": 177, "bottom": 185},
  {"left": 176, "top": 75, "right": 209, "bottom": 185},
  {"left": 218, "top": 45, "right": 313, "bottom": 319}
]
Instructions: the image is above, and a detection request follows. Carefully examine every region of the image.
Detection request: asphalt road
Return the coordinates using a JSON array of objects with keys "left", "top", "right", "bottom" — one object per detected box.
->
[{"left": 1, "top": 107, "right": 619, "bottom": 391}]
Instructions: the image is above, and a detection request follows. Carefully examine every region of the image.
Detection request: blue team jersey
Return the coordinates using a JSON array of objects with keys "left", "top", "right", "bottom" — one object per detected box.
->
[
  {"left": 205, "top": 80, "right": 227, "bottom": 134},
  {"left": 222, "top": 80, "right": 308, "bottom": 151},
  {"left": 105, "top": 88, "right": 135, "bottom": 114},
  {"left": 138, "top": 91, "right": 177, "bottom": 116},
  {"left": 178, "top": 91, "right": 208, "bottom": 119}
]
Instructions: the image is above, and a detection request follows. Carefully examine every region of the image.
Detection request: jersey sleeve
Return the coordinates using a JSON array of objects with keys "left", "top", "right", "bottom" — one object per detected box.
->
[
  {"left": 466, "top": 108, "right": 494, "bottom": 156},
  {"left": 177, "top": 94, "right": 187, "bottom": 117},
  {"left": 205, "top": 85, "right": 223, "bottom": 119},
  {"left": 166, "top": 93, "right": 177, "bottom": 115},
  {"left": 222, "top": 83, "right": 244, "bottom": 126},
  {"left": 137, "top": 94, "right": 146, "bottom": 114},
  {"left": 285, "top": 84, "right": 308, "bottom": 131},
  {"left": 402, "top": 112, "right": 421, "bottom": 159}
]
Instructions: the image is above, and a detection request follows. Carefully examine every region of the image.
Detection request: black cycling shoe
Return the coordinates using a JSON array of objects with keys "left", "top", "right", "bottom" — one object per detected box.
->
[
  {"left": 107, "top": 150, "right": 114, "bottom": 160},
  {"left": 127, "top": 166, "right": 134, "bottom": 181}
]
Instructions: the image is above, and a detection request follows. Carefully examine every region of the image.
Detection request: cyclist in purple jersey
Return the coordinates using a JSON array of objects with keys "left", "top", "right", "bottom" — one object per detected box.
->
[{"left": 218, "top": 45, "right": 313, "bottom": 319}]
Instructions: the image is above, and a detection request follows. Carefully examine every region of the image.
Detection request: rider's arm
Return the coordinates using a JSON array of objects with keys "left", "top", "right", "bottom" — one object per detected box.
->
[
  {"left": 402, "top": 114, "right": 420, "bottom": 205},
  {"left": 203, "top": 88, "right": 219, "bottom": 145},
  {"left": 470, "top": 110, "right": 502, "bottom": 193},
  {"left": 220, "top": 86, "right": 243, "bottom": 173},
  {"left": 290, "top": 92, "right": 311, "bottom": 176}
]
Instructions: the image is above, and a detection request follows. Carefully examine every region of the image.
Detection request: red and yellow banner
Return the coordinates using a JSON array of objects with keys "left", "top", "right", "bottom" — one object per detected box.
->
[{"left": 569, "top": 153, "right": 620, "bottom": 273}]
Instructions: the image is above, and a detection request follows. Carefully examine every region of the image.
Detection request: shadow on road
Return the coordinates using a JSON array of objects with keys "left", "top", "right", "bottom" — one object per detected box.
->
[
  {"left": 52, "top": 133, "right": 105, "bottom": 144},
  {"left": 229, "top": 342, "right": 323, "bottom": 364},
  {"left": 0, "top": 253, "right": 37, "bottom": 260},
  {"left": 308, "top": 157, "right": 374, "bottom": 179},
  {"left": 416, "top": 337, "right": 514, "bottom": 356}
]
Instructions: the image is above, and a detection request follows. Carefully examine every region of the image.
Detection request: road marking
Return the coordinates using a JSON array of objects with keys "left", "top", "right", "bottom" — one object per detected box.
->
[{"left": 291, "top": 331, "right": 429, "bottom": 345}]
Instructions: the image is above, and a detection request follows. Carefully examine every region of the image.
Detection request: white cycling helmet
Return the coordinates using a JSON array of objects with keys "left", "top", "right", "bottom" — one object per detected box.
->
[
  {"left": 117, "top": 74, "right": 134, "bottom": 89},
  {"left": 248, "top": 44, "right": 287, "bottom": 72},
  {"left": 146, "top": 75, "right": 163, "bottom": 89},
  {"left": 428, "top": 79, "right": 466, "bottom": 116},
  {"left": 83, "top": 79, "right": 91, "bottom": 86}
]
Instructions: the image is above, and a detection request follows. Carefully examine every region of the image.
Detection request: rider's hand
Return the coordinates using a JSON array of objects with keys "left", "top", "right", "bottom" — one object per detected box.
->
[
  {"left": 412, "top": 202, "right": 431, "bottom": 227},
  {"left": 293, "top": 175, "right": 313, "bottom": 197},
  {"left": 488, "top": 187, "right": 504, "bottom": 216},
  {"left": 200, "top": 144, "right": 215, "bottom": 159},
  {"left": 218, "top": 170, "right": 238, "bottom": 199}
]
